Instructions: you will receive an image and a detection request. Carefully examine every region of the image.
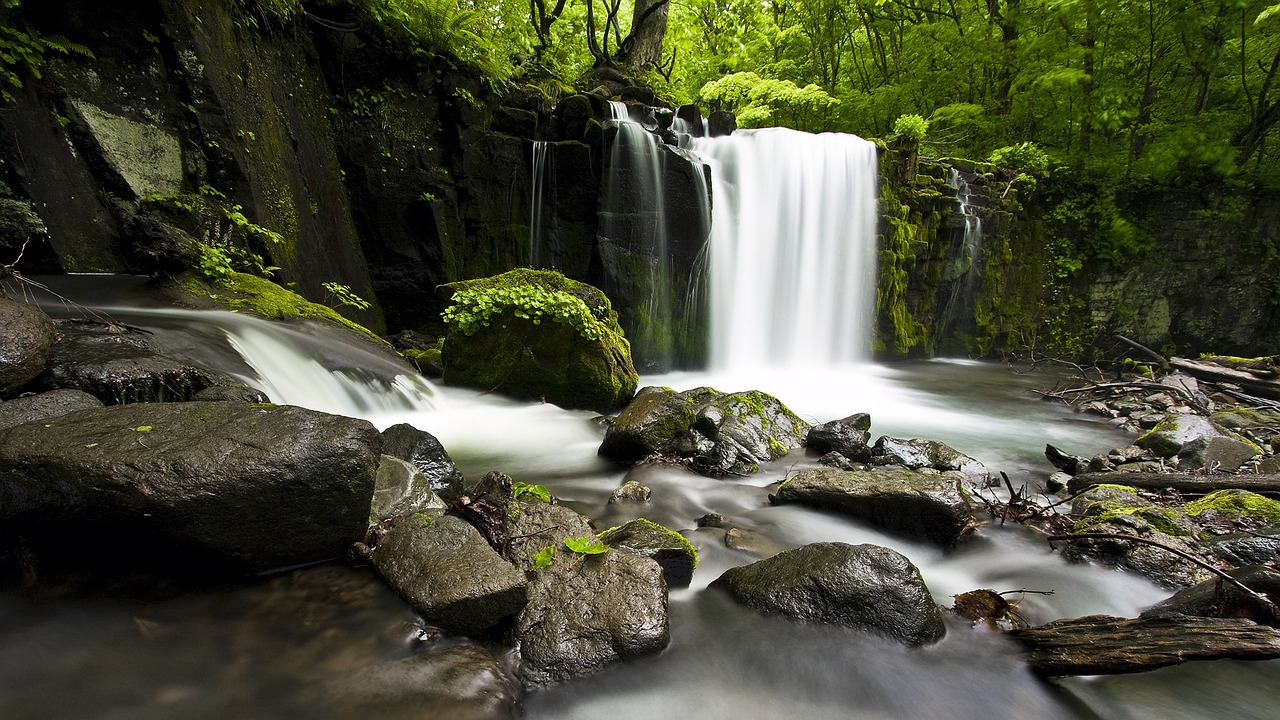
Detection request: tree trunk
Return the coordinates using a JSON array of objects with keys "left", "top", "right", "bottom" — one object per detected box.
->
[{"left": 617, "top": 0, "right": 670, "bottom": 70}]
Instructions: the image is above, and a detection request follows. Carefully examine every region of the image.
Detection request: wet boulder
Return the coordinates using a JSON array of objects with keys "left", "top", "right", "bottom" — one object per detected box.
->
[
  {"left": 505, "top": 498, "right": 596, "bottom": 572},
  {"left": 0, "top": 296, "right": 55, "bottom": 396},
  {"left": 0, "top": 401, "right": 381, "bottom": 574},
  {"left": 1136, "top": 414, "right": 1229, "bottom": 458},
  {"left": 381, "top": 423, "right": 465, "bottom": 500},
  {"left": 772, "top": 467, "right": 977, "bottom": 545},
  {"left": 324, "top": 644, "right": 520, "bottom": 720},
  {"left": 1065, "top": 486, "right": 1205, "bottom": 587},
  {"left": 806, "top": 413, "right": 872, "bottom": 461},
  {"left": 441, "top": 269, "right": 638, "bottom": 412},
  {"left": 515, "top": 547, "right": 669, "bottom": 688},
  {"left": 599, "top": 385, "right": 810, "bottom": 475},
  {"left": 870, "top": 436, "right": 988, "bottom": 479},
  {"left": 370, "top": 514, "right": 528, "bottom": 637},
  {"left": 709, "top": 542, "right": 946, "bottom": 646},
  {"left": 1207, "top": 524, "right": 1280, "bottom": 566},
  {"left": 0, "top": 389, "right": 102, "bottom": 432},
  {"left": 600, "top": 518, "right": 698, "bottom": 588},
  {"left": 41, "top": 319, "right": 213, "bottom": 404},
  {"left": 607, "top": 479, "right": 651, "bottom": 504},
  {"left": 371, "top": 455, "right": 446, "bottom": 523},
  {"left": 1177, "top": 435, "right": 1260, "bottom": 472}
]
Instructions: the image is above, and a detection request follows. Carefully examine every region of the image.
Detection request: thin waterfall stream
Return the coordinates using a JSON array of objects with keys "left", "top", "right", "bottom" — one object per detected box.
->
[{"left": 1, "top": 125, "right": 1277, "bottom": 719}]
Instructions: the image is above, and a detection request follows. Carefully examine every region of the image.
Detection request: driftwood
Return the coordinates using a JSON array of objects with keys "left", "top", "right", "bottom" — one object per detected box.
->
[
  {"left": 1067, "top": 472, "right": 1280, "bottom": 499},
  {"left": 1011, "top": 614, "right": 1280, "bottom": 676},
  {"left": 1170, "top": 357, "right": 1280, "bottom": 402}
]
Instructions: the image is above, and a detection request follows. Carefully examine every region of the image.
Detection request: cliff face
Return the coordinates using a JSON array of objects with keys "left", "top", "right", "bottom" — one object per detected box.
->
[{"left": 878, "top": 150, "right": 1280, "bottom": 360}]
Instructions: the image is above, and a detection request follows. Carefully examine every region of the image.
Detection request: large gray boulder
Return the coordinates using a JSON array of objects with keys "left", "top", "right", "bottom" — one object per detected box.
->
[
  {"left": 1136, "top": 413, "right": 1229, "bottom": 458},
  {"left": 42, "top": 319, "right": 213, "bottom": 403},
  {"left": 0, "top": 296, "right": 55, "bottom": 396},
  {"left": 599, "top": 385, "right": 810, "bottom": 475},
  {"left": 0, "top": 388, "right": 102, "bottom": 432},
  {"left": 381, "top": 423, "right": 465, "bottom": 500},
  {"left": 771, "top": 467, "right": 977, "bottom": 544},
  {"left": 370, "top": 514, "right": 528, "bottom": 637},
  {"left": 709, "top": 542, "right": 946, "bottom": 646},
  {"left": 515, "top": 548, "right": 670, "bottom": 688},
  {"left": 324, "top": 644, "right": 520, "bottom": 720},
  {"left": 0, "top": 401, "right": 381, "bottom": 574}
]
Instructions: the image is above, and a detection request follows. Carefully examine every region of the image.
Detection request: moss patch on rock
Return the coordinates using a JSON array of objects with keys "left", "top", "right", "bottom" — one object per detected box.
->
[
  {"left": 440, "top": 269, "right": 638, "bottom": 412},
  {"left": 180, "top": 271, "right": 381, "bottom": 340},
  {"left": 1072, "top": 484, "right": 1197, "bottom": 537},
  {"left": 1186, "top": 489, "right": 1280, "bottom": 524}
]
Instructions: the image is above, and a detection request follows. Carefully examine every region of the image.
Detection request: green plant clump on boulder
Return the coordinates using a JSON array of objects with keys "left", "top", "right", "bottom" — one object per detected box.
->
[
  {"left": 182, "top": 271, "right": 380, "bottom": 340},
  {"left": 440, "top": 269, "right": 638, "bottom": 412}
]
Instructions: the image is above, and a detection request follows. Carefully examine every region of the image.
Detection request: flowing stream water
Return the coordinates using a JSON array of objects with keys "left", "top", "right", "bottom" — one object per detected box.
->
[{"left": 3, "top": 120, "right": 1279, "bottom": 716}]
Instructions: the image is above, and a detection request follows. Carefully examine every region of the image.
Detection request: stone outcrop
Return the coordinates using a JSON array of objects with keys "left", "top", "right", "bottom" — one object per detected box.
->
[
  {"left": 709, "top": 542, "right": 946, "bottom": 646},
  {"left": 381, "top": 423, "right": 465, "bottom": 501},
  {"left": 599, "top": 518, "right": 698, "bottom": 588},
  {"left": 0, "top": 389, "right": 102, "bottom": 432},
  {"left": 0, "top": 400, "right": 381, "bottom": 574},
  {"left": 599, "top": 385, "right": 810, "bottom": 475},
  {"left": 39, "top": 319, "right": 214, "bottom": 404}
]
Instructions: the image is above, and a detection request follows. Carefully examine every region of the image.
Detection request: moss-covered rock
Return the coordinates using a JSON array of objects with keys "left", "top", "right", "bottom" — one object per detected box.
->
[
  {"left": 1071, "top": 484, "right": 1198, "bottom": 538},
  {"left": 599, "top": 518, "right": 698, "bottom": 588},
  {"left": 440, "top": 269, "right": 638, "bottom": 412},
  {"left": 1186, "top": 490, "right": 1280, "bottom": 526},
  {"left": 179, "top": 271, "right": 381, "bottom": 340},
  {"left": 599, "top": 385, "right": 810, "bottom": 475}
]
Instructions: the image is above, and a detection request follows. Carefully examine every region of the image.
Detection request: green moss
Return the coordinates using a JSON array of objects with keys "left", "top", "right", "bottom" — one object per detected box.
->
[
  {"left": 182, "top": 272, "right": 381, "bottom": 341},
  {"left": 1072, "top": 484, "right": 1196, "bottom": 537},
  {"left": 598, "top": 517, "right": 700, "bottom": 568},
  {"left": 1186, "top": 490, "right": 1280, "bottom": 522}
]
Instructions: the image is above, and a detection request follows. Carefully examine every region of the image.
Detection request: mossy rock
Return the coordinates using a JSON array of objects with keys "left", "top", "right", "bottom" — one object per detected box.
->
[
  {"left": 599, "top": 518, "right": 698, "bottom": 588},
  {"left": 1186, "top": 490, "right": 1280, "bottom": 525},
  {"left": 179, "top": 272, "right": 381, "bottom": 341},
  {"left": 1072, "top": 484, "right": 1197, "bottom": 538},
  {"left": 440, "top": 269, "right": 638, "bottom": 412}
]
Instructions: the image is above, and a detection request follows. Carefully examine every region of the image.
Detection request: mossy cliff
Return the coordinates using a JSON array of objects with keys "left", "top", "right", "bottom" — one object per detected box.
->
[{"left": 875, "top": 149, "right": 1280, "bottom": 360}]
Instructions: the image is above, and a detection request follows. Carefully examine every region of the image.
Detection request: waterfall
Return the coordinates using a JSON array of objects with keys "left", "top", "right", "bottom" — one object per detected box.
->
[
  {"left": 937, "top": 168, "right": 987, "bottom": 346},
  {"left": 528, "top": 140, "right": 551, "bottom": 268},
  {"left": 689, "top": 129, "right": 879, "bottom": 370}
]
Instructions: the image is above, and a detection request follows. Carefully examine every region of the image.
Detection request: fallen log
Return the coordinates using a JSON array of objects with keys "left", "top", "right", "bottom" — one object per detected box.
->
[
  {"left": 1170, "top": 357, "right": 1280, "bottom": 402},
  {"left": 1067, "top": 472, "right": 1280, "bottom": 499},
  {"left": 1011, "top": 614, "right": 1280, "bottom": 676}
]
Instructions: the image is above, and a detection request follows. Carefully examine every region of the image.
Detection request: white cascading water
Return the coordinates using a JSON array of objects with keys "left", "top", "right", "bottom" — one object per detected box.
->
[
  {"left": 528, "top": 140, "right": 551, "bottom": 268},
  {"left": 690, "top": 129, "right": 879, "bottom": 370}
]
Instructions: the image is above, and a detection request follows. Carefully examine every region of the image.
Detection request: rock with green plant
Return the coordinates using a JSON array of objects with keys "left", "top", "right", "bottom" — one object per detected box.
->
[
  {"left": 0, "top": 294, "right": 55, "bottom": 397},
  {"left": 0, "top": 400, "right": 382, "bottom": 576},
  {"left": 599, "top": 385, "right": 810, "bottom": 476},
  {"left": 709, "top": 542, "right": 946, "bottom": 646},
  {"left": 1064, "top": 485, "right": 1207, "bottom": 587},
  {"left": 505, "top": 496, "right": 596, "bottom": 573},
  {"left": 599, "top": 518, "right": 698, "bottom": 588},
  {"left": 772, "top": 467, "right": 978, "bottom": 545},
  {"left": 369, "top": 513, "right": 528, "bottom": 637},
  {"left": 440, "top": 269, "right": 638, "bottom": 412}
]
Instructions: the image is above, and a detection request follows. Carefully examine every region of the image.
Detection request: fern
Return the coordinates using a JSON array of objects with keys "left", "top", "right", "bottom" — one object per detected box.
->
[{"left": 0, "top": 4, "right": 93, "bottom": 103}]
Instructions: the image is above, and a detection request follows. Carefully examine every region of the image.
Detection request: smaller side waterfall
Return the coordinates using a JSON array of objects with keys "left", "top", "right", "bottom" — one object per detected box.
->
[
  {"left": 937, "top": 168, "right": 988, "bottom": 349},
  {"left": 528, "top": 140, "right": 551, "bottom": 268}
]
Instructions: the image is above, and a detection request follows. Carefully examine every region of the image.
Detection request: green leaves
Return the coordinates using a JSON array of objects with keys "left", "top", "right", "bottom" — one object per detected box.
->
[
  {"left": 563, "top": 536, "right": 608, "bottom": 555},
  {"left": 531, "top": 545, "right": 556, "bottom": 570},
  {"left": 513, "top": 481, "right": 552, "bottom": 503},
  {"left": 441, "top": 285, "right": 605, "bottom": 341}
]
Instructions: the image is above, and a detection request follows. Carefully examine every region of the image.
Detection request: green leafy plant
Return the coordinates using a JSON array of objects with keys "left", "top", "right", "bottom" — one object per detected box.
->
[
  {"left": 322, "top": 282, "right": 372, "bottom": 311},
  {"left": 442, "top": 285, "right": 606, "bottom": 340},
  {"left": 0, "top": 1, "right": 93, "bottom": 103},
  {"left": 989, "top": 142, "right": 1052, "bottom": 178},
  {"left": 531, "top": 545, "right": 555, "bottom": 570},
  {"left": 513, "top": 481, "right": 551, "bottom": 503},
  {"left": 892, "top": 114, "right": 929, "bottom": 144},
  {"left": 563, "top": 536, "right": 608, "bottom": 555}
]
